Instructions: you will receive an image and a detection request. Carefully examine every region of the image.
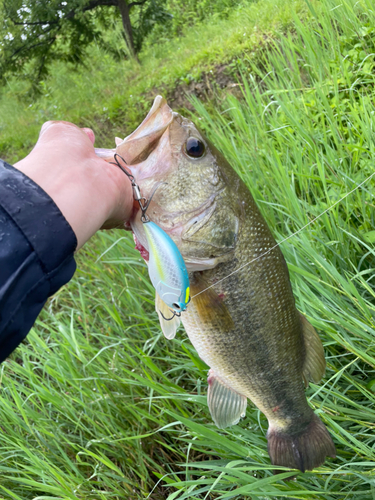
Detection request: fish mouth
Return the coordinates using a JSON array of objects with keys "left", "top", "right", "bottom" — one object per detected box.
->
[
  {"left": 155, "top": 191, "right": 222, "bottom": 234},
  {"left": 95, "top": 96, "right": 173, "bottom": 164},
  {"left": 131, "top": 190, "right": 217, "bottom": 243},
  {"left": 133, "top": 233, "right": 149, "bottom": 262}
]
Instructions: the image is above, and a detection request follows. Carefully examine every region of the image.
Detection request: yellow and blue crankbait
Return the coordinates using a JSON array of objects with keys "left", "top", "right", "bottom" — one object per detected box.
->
[
  {"left": 112, "top": 154, "right": 190, "bottom": 321},
  {"left": 143, "top": 221, "right": 189, "bottom": 318}
]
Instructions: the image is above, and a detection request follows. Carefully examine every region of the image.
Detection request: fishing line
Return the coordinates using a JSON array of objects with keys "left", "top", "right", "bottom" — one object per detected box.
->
[{"left": 191, "top": 170, "right": 375, "bottom": 300}]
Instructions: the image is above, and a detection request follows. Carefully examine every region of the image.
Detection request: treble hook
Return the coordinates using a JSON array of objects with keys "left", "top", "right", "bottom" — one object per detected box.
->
[
  {"left": 159, "top": 309, "right": 182, "bottom": 321},
  {"left": 110, "top": 153, "right": 166, "bottom": 222}
]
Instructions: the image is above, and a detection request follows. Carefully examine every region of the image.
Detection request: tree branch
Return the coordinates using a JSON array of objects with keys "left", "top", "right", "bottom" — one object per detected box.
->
[
  {"left": 37, "top": 36, "right": 57, "bottom": 80},
  {"left": 9, "top": 1, "right": 118, "bottom": 28},
  {"left": 9, "top": 37, "right": 56, "bottom": 61},
  {"left": 10, "top": 19, "right": 59, "bottom": 26},
  {"left": 3, "top": 0, "right": 129, "bottom": 76},
  {"left": 128, "top": 0, "right": 148, "bottom": 9},
  {"left": 9, "top": 24, "right": 59, "bottom": 60},
  {"left": 84, "top": 0, "right": 118, "bottom": 7},
  {"left": 64, "top": 0, "right": 118, "bottom": 20}
]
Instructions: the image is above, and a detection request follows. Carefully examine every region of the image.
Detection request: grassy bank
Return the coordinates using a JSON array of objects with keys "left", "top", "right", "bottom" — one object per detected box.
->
[{"left": 2, "top": 0, "right": 375, "bottom": 498}]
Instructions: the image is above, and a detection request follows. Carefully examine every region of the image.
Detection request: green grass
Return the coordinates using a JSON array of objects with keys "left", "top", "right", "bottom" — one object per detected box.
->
[{"left": 2, "top": 0, "right": 375, "bottom": 498}]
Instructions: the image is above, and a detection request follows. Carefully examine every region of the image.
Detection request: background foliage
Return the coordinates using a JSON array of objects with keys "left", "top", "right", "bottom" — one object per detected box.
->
[
  {"left": 142, "top": 0, "right": 241, "bottom": 44},
  {"left": 0, "top": 0, "right": 243, "bottom": 88},
  {"left": 0, "top": 0, "right": 300, "bottom": 162},
  {"left": 2, "top": 0, "right": 375, "bottom": 498}
]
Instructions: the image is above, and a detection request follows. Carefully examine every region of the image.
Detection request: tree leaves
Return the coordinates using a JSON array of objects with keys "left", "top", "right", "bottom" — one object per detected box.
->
[{"left": 0, "top": 0, "right": 106, "bottom": 88}]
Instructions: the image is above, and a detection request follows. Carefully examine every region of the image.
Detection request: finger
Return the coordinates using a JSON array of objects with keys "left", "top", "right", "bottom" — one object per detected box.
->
[
  {"left": 81, "top": 127, "right": 95, "bottom": 145},
  {"left": 36, "top": 121, "right": 97, "bottom": 155},
  {"left": 37, "top": 120, "right": 80, "bottom": 142},
  {"left": 38, "top": 121, "right": 54, "bottom": 139}
]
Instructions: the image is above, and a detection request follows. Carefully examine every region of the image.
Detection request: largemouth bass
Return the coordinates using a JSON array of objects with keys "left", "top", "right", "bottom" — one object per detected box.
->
[{"left": 97, "top": 96, "right": 336, "bottom": 472}]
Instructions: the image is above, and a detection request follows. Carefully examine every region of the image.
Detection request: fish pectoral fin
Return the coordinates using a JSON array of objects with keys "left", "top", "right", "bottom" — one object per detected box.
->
[
  {"left": 299, "top": 312, "right": 326, "bottom": 386},
  {"left": 155, "top": 292, "right": 181, "bottom": 340},
  {"left": 190, "top": 275, "right": 234, "bottom": 330},
  {"left": 207, "top": 371, "right": 247, "bottom": 429}
]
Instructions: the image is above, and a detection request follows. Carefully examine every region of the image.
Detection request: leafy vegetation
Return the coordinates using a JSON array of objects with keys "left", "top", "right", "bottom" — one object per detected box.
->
[
  {"left": 0, "top": 0, "right": 165, "bottom": 81},
  {"left": 2, "top": 0, "right": 375, "bottom": 498},
  {"left": 0, "top": 0, "right": 303, "bottom": 163},
  {"left": 0, "top": 0, "right": 245, "bottom": 90}
]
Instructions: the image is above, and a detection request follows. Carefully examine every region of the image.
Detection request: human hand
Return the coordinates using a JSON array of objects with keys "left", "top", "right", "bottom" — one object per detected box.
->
[{"left": 14, "top": 121, "right": 133, "bottom": 250}]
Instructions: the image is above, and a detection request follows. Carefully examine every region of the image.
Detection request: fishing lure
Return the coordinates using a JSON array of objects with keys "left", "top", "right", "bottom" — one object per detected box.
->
[
  {"left": 143, "top": 221, "right": 190, "bottom": 317},
  {"left": 112, "top": 154, "right": 190, "bottom": 321}
]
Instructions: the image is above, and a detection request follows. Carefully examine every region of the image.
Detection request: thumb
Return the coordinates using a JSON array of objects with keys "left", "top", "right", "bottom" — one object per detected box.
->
[
  {"left": 37, "top": 121, "right": 95, "bottom": 146},
  {"left": 81, "top": 127, "right": 96, "bottom": 145},
  {"left": 38, "top": 121, "right": 55, "bottom": 140}
]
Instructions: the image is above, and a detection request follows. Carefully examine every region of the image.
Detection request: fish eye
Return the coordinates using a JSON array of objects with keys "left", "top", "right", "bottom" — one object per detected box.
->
[
  {"left": 172, "top": 303, "right": 181, "bottom": 310},
  {"left": 185, "top": 137, "right": 205, "bottom": 158}
]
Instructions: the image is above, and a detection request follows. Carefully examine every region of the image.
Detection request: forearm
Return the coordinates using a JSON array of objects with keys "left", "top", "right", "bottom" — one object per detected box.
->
[
  {"left": 0, "top": 121, "right": 132, "bottom": 362},
  {"left": 0, "top": 160, "right": 77, "bottom": 362}
]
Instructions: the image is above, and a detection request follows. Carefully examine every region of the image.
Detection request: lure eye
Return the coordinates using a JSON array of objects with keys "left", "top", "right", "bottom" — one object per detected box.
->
[
  {"left": 185, "top": 137, "right": 205, "bottom": 158},
  {"left": 172, "top": 303, "right": 181, "bottom": 310}
]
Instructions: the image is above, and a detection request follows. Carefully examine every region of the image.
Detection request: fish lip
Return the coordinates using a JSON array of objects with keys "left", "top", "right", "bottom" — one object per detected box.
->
[
  {"left": 130, "top": 189, "right": 219, "bottom": 233},
  {"left": 183, "top": 256, "right": 220, "bottom": 271}
]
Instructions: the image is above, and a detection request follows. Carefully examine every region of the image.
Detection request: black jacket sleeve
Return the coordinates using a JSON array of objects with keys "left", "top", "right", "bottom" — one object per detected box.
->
[{"left": 0, "top": 159, "right": 77, "bottom": 362}]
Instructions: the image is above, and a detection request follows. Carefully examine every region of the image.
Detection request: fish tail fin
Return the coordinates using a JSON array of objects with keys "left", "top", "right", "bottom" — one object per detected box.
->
[{"left": 267, "top": 414, "right": 336, "bottom": 472}]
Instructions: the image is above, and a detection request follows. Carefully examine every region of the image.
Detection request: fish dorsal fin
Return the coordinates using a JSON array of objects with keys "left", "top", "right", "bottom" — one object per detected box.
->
[
  {"left": 299, "top": 312, "right": 326, "bottom": 386},
  {"left": 155, "top": 292, "right": 181, "bottom": 340},
  {"left": 207, "top": 370, "right": 247, "bottom": 429}
]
